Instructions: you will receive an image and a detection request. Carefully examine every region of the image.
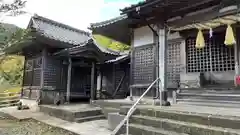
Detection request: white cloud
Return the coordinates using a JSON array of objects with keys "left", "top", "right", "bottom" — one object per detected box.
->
[{"left": 1, "top": 0, "right": 135, "bottom": 31}]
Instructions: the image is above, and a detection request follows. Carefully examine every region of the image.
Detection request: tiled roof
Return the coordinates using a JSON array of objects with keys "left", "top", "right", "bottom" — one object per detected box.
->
[
  {"left": 54, "top": 38, "right": 121, "bottom": 56},
  {"left": 30, "top": 15, "right": 90, "bottom": 46},
  {"left": 90, "top": 15, "right": 128, "bottom": 29},
  {"left": 29, "top": 15, "right": 126, "bottom": 55},
  {"left": 105, "top": 53, "right": 130, "bottom": 63},
  {"left": 120, "top": 0, "right": 155, "bottom": 13}
]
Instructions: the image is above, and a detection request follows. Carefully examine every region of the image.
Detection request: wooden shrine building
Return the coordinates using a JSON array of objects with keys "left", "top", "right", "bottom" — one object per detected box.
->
[
  {"left": 90, "top": 0, "right": 240, "bottom": 106},
  {"left": 6, "top": 15, "right": 130, "bottom": 104}
]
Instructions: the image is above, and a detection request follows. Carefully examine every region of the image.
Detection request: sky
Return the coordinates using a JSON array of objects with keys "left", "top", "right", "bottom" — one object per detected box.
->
[{"left": 2, "top": 0, "right": 142, "bottom": 31}]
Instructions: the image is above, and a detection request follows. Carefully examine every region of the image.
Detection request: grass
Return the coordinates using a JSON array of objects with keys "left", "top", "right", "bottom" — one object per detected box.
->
[
  {"left": 0, "top": 86, "right": 21, "bottom": 107},
  {"left": 4, "top": 87, "right": 21, "bottom": 93}
]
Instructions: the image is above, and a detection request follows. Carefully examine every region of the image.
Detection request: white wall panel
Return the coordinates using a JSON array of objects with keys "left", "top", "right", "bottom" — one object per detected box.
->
[{"left": 133, "top": 26, "right": 154, "bottom": 47}]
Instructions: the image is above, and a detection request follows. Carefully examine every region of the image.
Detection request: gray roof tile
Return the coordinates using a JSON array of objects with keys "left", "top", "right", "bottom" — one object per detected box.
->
[
  {"left": 90, "top": 15, "right": 128, "bottom": 29},
  {"left": 30, "top": 15, "right": 90, "bottom": 46}
]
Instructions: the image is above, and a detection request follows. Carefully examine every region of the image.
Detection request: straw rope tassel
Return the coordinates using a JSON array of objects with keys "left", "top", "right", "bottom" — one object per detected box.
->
[
  {"left": 196, "top": 29, "right": 205, "bottom": 48},
  {"left": 224, "top": 24, "right": 236, "bottom": 46}
]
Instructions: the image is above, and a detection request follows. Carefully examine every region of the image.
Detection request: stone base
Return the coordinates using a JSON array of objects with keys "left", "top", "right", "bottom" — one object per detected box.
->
[
  {"left": 108, "top": 112, "right": 125, "bottom": 130},
  {"left": 22, "top": 87, "right": 41, "bottom": 100},
  {"left": 40, "top": 90, "right": 66, "bottom": 105},
  {"left": 39, "top": 104, "right": 104, "bottom": 122}
]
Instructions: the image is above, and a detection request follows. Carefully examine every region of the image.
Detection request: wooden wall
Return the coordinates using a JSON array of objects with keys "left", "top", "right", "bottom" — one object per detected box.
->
[
  {"left": 43, "top": 55, "right": 66, "bottom": 90},
  {"left": 22, "top": 52, "right": 42, "bottom": 99},
  {"left": 101, "top": 61, "right": 130, "bottom": 99}
]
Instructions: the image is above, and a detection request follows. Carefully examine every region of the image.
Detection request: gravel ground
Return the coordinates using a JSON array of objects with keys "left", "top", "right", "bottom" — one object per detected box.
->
[{"left": 0, "top": 117, "right": 77, "bottom": 135}]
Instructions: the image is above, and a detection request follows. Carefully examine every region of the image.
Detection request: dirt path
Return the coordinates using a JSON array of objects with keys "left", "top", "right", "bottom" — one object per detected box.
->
[{"left": 0, "top": 117, "right": 77, "bottom": 135}]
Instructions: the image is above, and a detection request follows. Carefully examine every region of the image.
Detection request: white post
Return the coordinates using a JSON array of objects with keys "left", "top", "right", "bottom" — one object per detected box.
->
[
  {"left": 66, "top": 58, "right": 72, "bottom": 103},
  {"left": 126, "top": 119, "right": 129, "bottom": 135},
  {"left": 172, "top": 90, "right": 177, "bottom": 104}
]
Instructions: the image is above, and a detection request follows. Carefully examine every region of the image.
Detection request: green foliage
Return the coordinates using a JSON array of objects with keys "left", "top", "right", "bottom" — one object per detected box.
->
[
  {"left": 0, "top": 55, "right": 24, "bottom": 86},
  {"left": 93, "top": 34, "right": 130, "bottom": 52},
  {"left": 0, "top": 23, "right": 19, "bottom": 50},
  {"left": 0, "top": 1, "right": 27, "bottom": 89},
  {"left": 3, "top": 28, "right": 32, "bottom": 50},
  {"left": 0, "top": 24, "right": 27, "bottom": 87}
]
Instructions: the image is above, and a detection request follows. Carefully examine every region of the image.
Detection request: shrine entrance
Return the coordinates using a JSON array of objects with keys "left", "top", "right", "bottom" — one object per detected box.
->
[
  {"left": 70, "top": 66, "right": 91, "bottom": 102},
  {"left": 186, "top": 31, "right": 235, "bottom": 88}
]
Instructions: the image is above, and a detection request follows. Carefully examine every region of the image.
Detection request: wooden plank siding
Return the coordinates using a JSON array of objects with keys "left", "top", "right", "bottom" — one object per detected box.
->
[
  {"left": 22, "top": 52, "right": 43, "bottom": 99},
  {"left": 43, "top": 55, "right": 66, "bottom": 90},
  {"left": 101, "top": 61, "right": 130, "bottom": 99}
]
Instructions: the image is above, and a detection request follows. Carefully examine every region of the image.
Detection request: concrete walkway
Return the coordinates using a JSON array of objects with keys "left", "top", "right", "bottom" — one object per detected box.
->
[{"left": 0, "top": 99, "right": 111, "bottom": 135}]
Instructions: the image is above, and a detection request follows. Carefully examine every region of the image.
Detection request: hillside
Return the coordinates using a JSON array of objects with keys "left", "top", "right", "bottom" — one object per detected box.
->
[
  {"left": 0, "top": 23, "right": 23, "bottom": 88},
  {"left": 0, "top": 23, "right": 19, "bottom": 49}
]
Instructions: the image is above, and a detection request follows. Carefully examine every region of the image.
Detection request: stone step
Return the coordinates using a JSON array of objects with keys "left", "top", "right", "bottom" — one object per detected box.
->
[
  {"left": 137, "top": 107, "right": 240, "bottom": 130},
  {"left": 93, "top": 100, "right": 133, "bottom": 109},
  {"left": 127, "top": 123, "right": 189, "bottom": 135},
  {"left": 39, "top": 105, "right": 103, "bottom": 122},
  {"left": 74, "top": 108, "right": 102, "bottom": 118},
  {"left": 179, "top": 89, "right": 240, "bottom": 94},
  {"left": 101, "top": 107, "right": 120, "bottom": 118},
  {"left": 177, "top": 100, "right": 240, "bottom": 108},
  {"left": 130, "top": 115, "right": 240, "bottom": 135},
  {"left": 177, "top": 93, "right": 240, "bottom": 102},
  {"left": 74, "top": 115, "right": 105, "bottom": 123}
]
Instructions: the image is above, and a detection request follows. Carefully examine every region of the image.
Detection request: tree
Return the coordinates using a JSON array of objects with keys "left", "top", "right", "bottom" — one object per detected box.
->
[
  {"left": 0, "top": 0, "right": 26, "bottom": 17},
  {"left": 0, "top": 0, "right": 27, "bottom": 86}
]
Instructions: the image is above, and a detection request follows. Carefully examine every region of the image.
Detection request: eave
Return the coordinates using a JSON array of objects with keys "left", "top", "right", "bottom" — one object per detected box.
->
[{"left": 90, "top": 15, "right": 131, "bottom": 45}]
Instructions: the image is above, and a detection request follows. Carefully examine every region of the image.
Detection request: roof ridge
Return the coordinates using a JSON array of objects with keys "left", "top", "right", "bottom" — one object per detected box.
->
[
  {"left": 89, "top": 36, "right": 121, "bottom": 55},
  {"left": 33, "top": 14, "right": 90, "bottom": 36},
  {"left": 120, "top": 0, "right": 159, "bottom": 13},
  {"left": 90, "top": 14, "right": 128, "bottom": 29}
]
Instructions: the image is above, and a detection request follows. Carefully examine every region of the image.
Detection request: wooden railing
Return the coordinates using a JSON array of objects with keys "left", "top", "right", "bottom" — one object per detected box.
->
[{"left": 0, "top": 92, "right": 20, "bottom": 108}]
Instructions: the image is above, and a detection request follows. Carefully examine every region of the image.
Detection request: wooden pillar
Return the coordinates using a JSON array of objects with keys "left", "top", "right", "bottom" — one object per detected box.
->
[
  {"left": 38, "top": 49, "right": 46, "bottom": 102},
  {"left": 99, "top": 70, "right": 103, "bottom": 99},
  {"left": 40, "top": 49, "right": 46, "bottom": 89},
  {"left": 91, "top": 62, "right": 96, "bottom": 100},
  {"left": 158, "top": 26, "right": 168, "bottom": 104},
  {"left": 21, "top": 57, "right": 26, "bottom": 98},
  {"left": 129, "top": 28, "right": 134, "bottom": 100},
  {"left": 112, "top": 64, "right": 116, "bottom": 92},
  {"left": 66, "top": 58, "right": 72, "bottom": 103}
]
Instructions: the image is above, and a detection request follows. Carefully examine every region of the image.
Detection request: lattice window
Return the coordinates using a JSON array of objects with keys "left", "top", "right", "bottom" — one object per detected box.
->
[
  {"left": 24, "top": 59, "right": 33, "bottom": 86},
  {"left": 32, "top": 69, "right": 41, "bottom": 86},
  {"left": 186, "top": 33, "right": 235, "bottom": 73},
  {"left": 167, "top": 41, "right": 181, "bottom": 88},
  {"left": 133, "top": 45, "right": 154, "bottom": 84},
  {"left": 25, "top": 60, "right": 33, "bottom": 71},
  {"left": 23, "top": 71, "right": 32, "bottom": 86},
  {"left": 34, "top": 57, "right": 42, "bottom": 69}
]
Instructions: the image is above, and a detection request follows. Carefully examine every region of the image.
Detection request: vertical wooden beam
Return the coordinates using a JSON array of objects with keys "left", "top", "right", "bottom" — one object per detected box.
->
[
  {"left": 129, "top": 28, "right": 134, "bottom": 100},
  {"left": 38, "top": 49, "right": 46, "bottom": 102},
  {"left": 91, "top": 61, "right": 96, "bottom": 100},
  {"left": 66, "top": 58, "right": 72, "bottom": 103},
  {"left": 158, "top": 26, "right": 168, "bottom": 104},
  {"left": 153, "top": 25, "right": 159, "bottom": 98},
  {"left": 112, "top": 64, "right": 116, "bottom": 93},
  {"left": 100, "top": 69, "right": 103, "bottom": 99},
  {"left": 29, "top": 59, "right": 34, "bottom": 99},
  {"left": 40, "top": 49, "right": 46, "bottom": 89},
  {"left": 21, "top": 56, "right": 26, "bottom": 98}
]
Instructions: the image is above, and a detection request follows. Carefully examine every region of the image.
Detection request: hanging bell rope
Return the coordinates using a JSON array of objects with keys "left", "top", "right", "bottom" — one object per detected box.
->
[
  {"left": 170, "top": 13, "right": 240, "bottom": 32},
  {"left": 196, "top": 29, "right": 205, "bottom": 48},
  {"left": 224, "top": 24, "right": 236, "bottom": 46}
]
